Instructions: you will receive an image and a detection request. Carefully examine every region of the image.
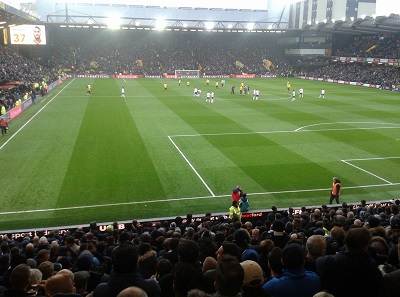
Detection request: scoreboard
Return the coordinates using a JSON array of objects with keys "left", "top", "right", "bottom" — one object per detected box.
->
[{"left": 9, "top": 24, "right": 46, "bottom": 45}]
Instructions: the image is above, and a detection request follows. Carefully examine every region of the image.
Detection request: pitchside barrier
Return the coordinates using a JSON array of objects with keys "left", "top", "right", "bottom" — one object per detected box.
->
[
  {"left": 0, "top": 200, "right": 395, "bottom": 240},
  {"left": 2, "top": 77, "right": 66, "bottom": 123}
]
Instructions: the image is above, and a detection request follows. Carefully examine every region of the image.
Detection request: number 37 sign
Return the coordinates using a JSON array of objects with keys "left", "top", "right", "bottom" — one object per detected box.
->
[{"left": 10, "top": 24, "right": 46, "bottom": 45}]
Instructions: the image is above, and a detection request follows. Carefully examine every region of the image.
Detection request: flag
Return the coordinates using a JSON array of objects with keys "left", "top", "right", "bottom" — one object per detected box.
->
[
  {"left": 365, "top": 44, "right": 377, "bottom": 52},
  {"left": 136, "top": 59, "right": 143, "bottom": 67},
  {"left": 263, "top": 59, "right": 275, "bottom": 70},
  {"left": 235, "top": 60, "right": 244, "bottom": 68},
  {"left": 90, "top": 61, "right": 99, "bottom": 69}
]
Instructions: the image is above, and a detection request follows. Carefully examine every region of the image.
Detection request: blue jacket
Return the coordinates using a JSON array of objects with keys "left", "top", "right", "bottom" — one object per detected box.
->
[
  {"left": 239, "top": 198, "right": 249, "bottom": 212},
  {"left": 262, "top": 268, "right": 321, "bottom": 297}
]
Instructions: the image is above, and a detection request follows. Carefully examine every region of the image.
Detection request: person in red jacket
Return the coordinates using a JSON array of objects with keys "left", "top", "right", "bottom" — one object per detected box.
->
[
  {"left": 231, "top": 185, "right": 243, "bottom": 202},
  {"left": 0, "top": 117, "right": 8, "bottom": 136}
]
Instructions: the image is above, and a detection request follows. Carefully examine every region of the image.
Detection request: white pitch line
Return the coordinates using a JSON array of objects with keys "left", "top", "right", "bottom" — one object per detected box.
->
[
  {"left": 0, "top": 79, "right": 76, "bottom": 151},
  {"left": 341, "top": 160, "right": 393, "bottom": 184},
  {"left": 1, "top": 182, "right": 399, "bottom": 216},
  {"left": 170, "top": 125, "right": 400, "bottom": 138},
  {"left": 167, "top": 136, "right": 215, "bottom": 197},
  {"left": 344, "top": 156, "right": 400, "bottom": 162},
  {"left": 295, "top": 121, "right": 400, "bottom": 132}
]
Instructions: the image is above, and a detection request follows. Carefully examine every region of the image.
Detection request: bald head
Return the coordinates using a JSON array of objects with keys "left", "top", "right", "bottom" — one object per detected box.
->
[{"left": 116, "top": 286, "right": 148, "bottom": 297}]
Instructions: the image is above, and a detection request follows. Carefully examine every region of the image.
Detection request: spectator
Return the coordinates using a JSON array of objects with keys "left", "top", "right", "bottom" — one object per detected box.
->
[
  {"left": 262, "top": 243, "right": 321, "bottom": 297},
  {"left": 305, "top": 235, "right": 327, "bottom": 272},
  {"left": 214, "top": 258, "right": 244, "bottom": 297},
  {"left": 117, "top": 286, "right": 148, "bottom": 297},
  {"left": 2, "top": 263, "right": 32, "bottom": 297},
  {"left": 240, "top": 260, "right": 268, "bottom": 297},
  {"left": 316, "top": 227, "right": 382, "bottom": 297},
  {"left": 91, "top": 245, "right": 160, "bottom": 297}
]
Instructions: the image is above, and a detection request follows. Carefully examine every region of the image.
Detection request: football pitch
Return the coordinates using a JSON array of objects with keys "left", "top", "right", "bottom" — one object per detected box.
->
[{"left": 1, "top": 77, "right": 400, "bottom": 231}]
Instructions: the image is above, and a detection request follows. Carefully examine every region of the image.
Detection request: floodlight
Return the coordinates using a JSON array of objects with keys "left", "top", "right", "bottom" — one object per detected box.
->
[
  {"left": 228, "top": 24, "right": 233, "bottom": 28},
  {"left": 205, "top": 22, "right": 214, "bottom": 30},
  {"left": 155, "top": 19, "right": 167, "bottom": 30},
  {"left": 247, "top": 23, "right": 255, "bottom": 30},
  {"left": 183, "top": 23, "right": 187, "bottom": 28},
  {"left": 107, "top": 15, "right": 121, "bottom": 29}
]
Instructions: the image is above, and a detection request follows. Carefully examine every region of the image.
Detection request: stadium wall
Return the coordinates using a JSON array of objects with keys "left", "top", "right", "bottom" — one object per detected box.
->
[{"left": 0, "top": 200, "right": 393, "bottom": 240}]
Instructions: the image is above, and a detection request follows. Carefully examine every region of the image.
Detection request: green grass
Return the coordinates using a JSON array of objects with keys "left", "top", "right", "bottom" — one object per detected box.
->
[{"left": 1, "top": 77, "right": 400, "bottom": 231}]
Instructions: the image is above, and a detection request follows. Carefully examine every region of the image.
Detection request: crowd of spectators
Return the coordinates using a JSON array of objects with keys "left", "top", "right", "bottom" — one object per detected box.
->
[
  {"left": 0, "top": 199, "right": 399, "bottom": 297},
  {"left": 0, "top": 46, "right": 59, "bottom": 113},
  {"left": 334, "top": 34, "right": 400, "bottom": 59},
  {"left": 50, "top": 30, "right": 293, "bottom": 77},
  {"left": 305, "top": 62, "right": 400, "bottom": 89}
]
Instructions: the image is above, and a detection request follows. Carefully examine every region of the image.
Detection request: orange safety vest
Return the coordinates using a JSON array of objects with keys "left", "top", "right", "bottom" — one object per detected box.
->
[{"left": 332, "top": 182, "right": 341, "bottom": 195}]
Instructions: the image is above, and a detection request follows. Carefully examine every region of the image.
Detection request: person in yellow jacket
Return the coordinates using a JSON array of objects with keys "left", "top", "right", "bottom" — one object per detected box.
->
[
  {"left": 229, "top": 200, "right": 242, "bottom": 221},
  {"left": 0, "top": 105, "right": 6, "bottom": 116}
]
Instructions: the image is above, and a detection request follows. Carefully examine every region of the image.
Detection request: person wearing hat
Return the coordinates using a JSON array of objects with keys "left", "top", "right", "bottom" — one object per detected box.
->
[
  {"left": 262, "top": 243, "right": 321, "bottom": 297},
  {"left": 240, "top": 260, "right": 268, "bottom": 297},
  {"left": 266, "top": 220, "right": 289, "bottom": 249}
]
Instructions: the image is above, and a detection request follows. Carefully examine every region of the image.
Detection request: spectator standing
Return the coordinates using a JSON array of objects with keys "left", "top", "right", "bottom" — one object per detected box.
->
[
  {"left": 329, "top": 177, "right": 341, "bottom": 204},
  {"left": 239, "top": 194, "right": 249, "bottom": 213},
  {"left": 1, "top": 117, "right": 8, "bottom": 136},
  {"left": 229, "top": 201, "right": 242, "bottom": 221},
  {"left": 316, "top": 228, "right": 382, "bottom": 297}
]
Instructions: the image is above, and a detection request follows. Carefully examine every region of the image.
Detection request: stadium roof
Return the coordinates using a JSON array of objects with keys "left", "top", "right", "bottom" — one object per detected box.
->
[
  {"left": 0, "top": 2, "right": 40, "bottom": 26},
  {"left": 304, "top": 14, "right": 400, "bottom": 35}
]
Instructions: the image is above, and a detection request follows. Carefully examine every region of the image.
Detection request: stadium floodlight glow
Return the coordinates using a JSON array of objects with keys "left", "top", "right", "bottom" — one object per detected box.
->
[
  {"left": 205, "top": 22, "right": 214, "bottom": 30},
  {"left": 228, "top": 24, "right": 233, "bottom": 29},
  {"left": 332, "top": 19, "right": 335, "bottom": 23},
  {"left": 135, "top": 21, "right": 140, "bottom": 26},
  {"left": 350, "top": 17, "right": 354, "bottom": 21},
  {"left": 155, "top": 19, "right": 167, "bottom": 30},
  {"left": 361, "top": 15, "right": 366, "bottom": 19},
  {"left": 107, "top": 15, "right": 121, "bottom": 29},
  {"left": 341, "top": 17, "right": 346, "bottom": 21},
  {"left": 183, "top": 23, "right": 187, "bottom": 28},
  {"left": 247, "top": 23, "right": 255, "bottom": 30}
]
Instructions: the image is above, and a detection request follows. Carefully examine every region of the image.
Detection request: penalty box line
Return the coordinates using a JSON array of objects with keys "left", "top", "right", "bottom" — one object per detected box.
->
[
  {"left": 341, "top": 156, "right": 400, "bottom": 185},
  {"left": 167, "top": 136, "right": 216, "bottom": 197}
]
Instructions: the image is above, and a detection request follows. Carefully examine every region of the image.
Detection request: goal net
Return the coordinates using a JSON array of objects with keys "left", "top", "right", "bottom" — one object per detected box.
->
[{"left": 175, "top": 70, "right": 200, "bottom": 78}]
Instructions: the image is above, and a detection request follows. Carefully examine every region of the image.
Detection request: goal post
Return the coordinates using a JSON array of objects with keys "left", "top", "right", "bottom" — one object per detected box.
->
[{"left": 175, "top": 70, "right": 200, "bottom": 78}]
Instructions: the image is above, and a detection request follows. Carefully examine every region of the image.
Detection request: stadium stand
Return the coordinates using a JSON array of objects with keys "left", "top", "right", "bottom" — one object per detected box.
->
[
  {"left": 1, "top": 3, "right": 400, "bottom": 296},
  {"left": 0, "top": 200, "right": 398, "bottom": 296}
]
